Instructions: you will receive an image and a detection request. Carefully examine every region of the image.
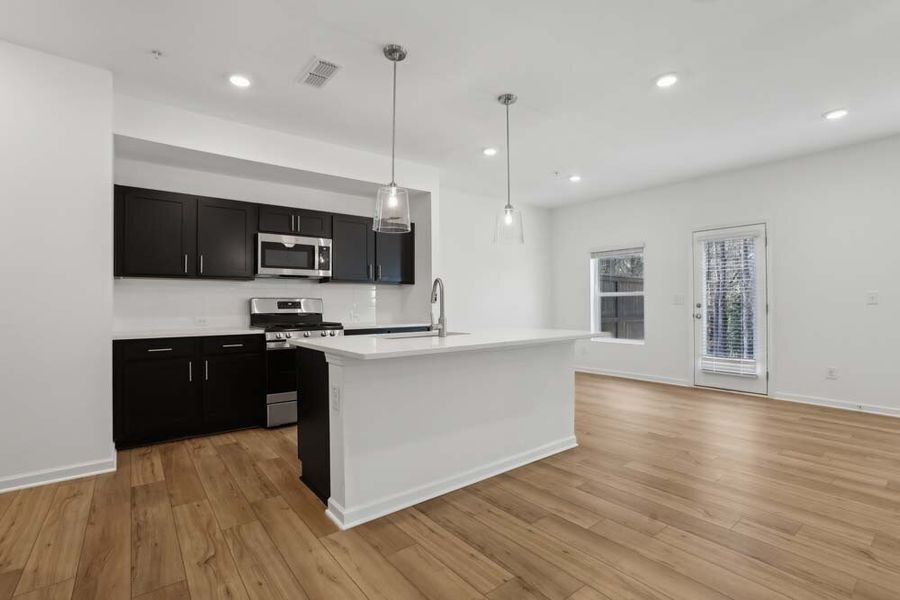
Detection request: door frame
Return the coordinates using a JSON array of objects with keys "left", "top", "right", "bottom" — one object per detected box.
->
[{"left": 687, "top": 219, "right": 772, "bottom": 396}]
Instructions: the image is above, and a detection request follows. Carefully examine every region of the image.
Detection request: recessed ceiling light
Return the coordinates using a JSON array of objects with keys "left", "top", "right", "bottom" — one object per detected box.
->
[
  {"left": 823, "top": 108, "right": 849, "bottom": 121},
  {"left": 655, "top": 73, "right": 679, "bottom": 89},
  {"left": 229, "top": 74, "right": 252, "bottom": 88},
  {"left": 569, "top": 175, "right": 582, "bottom": 183},
  {"left": 483, "top": 147, "right": 498, "bottom": 156}
]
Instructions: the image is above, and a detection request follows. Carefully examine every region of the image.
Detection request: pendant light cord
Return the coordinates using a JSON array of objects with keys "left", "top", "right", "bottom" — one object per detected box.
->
[
  {"left": 391, "top": 60, "right": 397, "bottom": 186},
  {"left": 505, "top": 102, "right": 512, "bottom": 210}
]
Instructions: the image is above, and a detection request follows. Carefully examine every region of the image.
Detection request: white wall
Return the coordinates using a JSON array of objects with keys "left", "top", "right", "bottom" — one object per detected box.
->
[
  {"left": 439, "top": 188, "right": 552, "bottom": 330},
  {"left": 113, "top": 159, "right": 431, "bottom": 330},
  {"left": 0, "top": 42, "right": 114, "bottom": 490},
  {"left": 552, "top": 134, "right": 900, "bottom": 415}
]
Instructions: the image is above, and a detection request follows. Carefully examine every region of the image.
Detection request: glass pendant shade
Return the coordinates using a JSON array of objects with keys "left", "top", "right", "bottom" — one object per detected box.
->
[
  {"left": 494, "top": 205, "right": 524, "bottom": 245},
  {"left": 374, "top": 184, "right": 411, "bottom": 233}
]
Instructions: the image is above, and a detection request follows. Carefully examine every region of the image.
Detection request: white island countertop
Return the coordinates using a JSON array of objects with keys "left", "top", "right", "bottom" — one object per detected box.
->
[{"left": 288, "top": 328, "right": 593, "bottom": 360}]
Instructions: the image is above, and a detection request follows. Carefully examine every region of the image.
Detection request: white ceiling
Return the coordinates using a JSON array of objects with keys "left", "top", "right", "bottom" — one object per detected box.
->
[{"left": 2, "top": 0, "right": 900, "bottom": 207}]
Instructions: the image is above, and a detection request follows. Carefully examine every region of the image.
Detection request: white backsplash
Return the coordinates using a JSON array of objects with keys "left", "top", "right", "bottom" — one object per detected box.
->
[{"left": 113, "top": 277, "right": 427, "bottom": 333}]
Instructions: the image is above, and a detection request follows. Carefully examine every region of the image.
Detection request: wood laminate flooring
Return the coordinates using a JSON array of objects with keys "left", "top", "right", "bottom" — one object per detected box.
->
[{"left": 2, "top": 374, "right": 900, "bottom": 599}]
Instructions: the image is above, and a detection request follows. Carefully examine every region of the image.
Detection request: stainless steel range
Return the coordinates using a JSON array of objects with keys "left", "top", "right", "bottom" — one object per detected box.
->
[{"left": 250, "top": 298, "right": 343, "bottom": 427}]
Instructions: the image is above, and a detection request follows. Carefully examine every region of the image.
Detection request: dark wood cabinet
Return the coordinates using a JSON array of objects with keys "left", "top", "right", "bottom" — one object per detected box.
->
[
  {"left": 259, "top": 205, "right": 332, "bottom": 238},
  {"left": 114, "top": 339, "right": 203, "bottom": 447},
  {"left": 376, "top": 224, "right": 415, "bottom": 284},
  {"left": 115, "top": 186, "right": 256, "bottom": 280},
  {"left": 331, "top": 214, "right": 375, "bottom": 282},
  {"left": 197, "top": 197, "right": 257, "bottom": 278},
  {"left": 331, "top": 216, "right": 414, "bottom": 284},
  {"left": 115, "top": 187, "right": 197, "bottom": 277},
  {"left": 202, "top": 352, "right": 264, "bottom": 431},
  {"left": 114, "top": 334, "right": 265, "bottom": 448}
]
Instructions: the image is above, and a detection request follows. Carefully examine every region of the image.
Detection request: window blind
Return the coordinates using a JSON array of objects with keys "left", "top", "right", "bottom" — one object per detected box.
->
[{"left": 700, "top": 235, "right": 759, "bottom": 378}]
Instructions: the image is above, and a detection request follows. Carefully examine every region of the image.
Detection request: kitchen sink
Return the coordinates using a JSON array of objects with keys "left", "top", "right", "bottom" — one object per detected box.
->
[{"left": 381, "top": 331, "right": 469, "bottom": 339}]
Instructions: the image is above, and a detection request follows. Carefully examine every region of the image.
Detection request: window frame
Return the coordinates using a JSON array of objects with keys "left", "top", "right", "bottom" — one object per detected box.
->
[{"left": 589, "top": 246, "right": 645, "bottom": 344}]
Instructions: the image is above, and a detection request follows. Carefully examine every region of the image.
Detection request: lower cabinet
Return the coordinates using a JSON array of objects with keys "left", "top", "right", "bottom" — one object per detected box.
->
[{"left": 113, "top": 334, "right": 265, "bottom": 448}]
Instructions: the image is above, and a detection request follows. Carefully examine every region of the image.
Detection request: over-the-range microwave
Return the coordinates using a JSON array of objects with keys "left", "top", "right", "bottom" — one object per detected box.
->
[{"left": 256, "top": 233, "right": 332, "bottom": 278}]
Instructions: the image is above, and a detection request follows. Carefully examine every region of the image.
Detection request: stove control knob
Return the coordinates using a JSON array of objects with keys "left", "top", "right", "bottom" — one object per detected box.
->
[
  {"left": 275, "top": 333, "right": 284, "bottom": 340},
  {"left": 303, "top": 332, "right": 311, "bottom": 338},
  {"left": 320, "top": 331, "right": 327, "bottom": 337},
  {"left": 285, "top": 332, "right": 292, "bottom": 338},
  {"left": 329, "top": 330, "right": 336, "bottom": 336}
]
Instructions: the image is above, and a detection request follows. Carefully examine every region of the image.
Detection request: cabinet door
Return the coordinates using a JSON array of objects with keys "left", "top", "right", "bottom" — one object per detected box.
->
[
  {"left": 116, "top": 186, "right": 197, "bottom": 277},
  {"left": 294, "top": 209, "right": 333, "bottom": 238},
  {"left": 197, "top": 197, "right": 257, "bottom": 278},
  {"left": 375, "top": 223, "right": 415, "bottom": 284},
  {"left": 258, "top": 204, "right": 295, "bottom": 234},
  {"left": 202, "top": 353, "right": 265, "bottom": 430},
  {"left": 331, "top": 214, "right": 375, "bottom": 282},
  {"left": 119, "top": 357, "right": 202, "bottom": 446}
]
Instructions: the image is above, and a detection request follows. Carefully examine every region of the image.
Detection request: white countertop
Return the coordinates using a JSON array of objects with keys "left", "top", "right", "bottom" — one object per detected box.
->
[
  {"left": 287, "top": 328, "right": 593, "bottom": 360},
  {"left": 113, "top": 327, "right": 262, "bottom": 340}
]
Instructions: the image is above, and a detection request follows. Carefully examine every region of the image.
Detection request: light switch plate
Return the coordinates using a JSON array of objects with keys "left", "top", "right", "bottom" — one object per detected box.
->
[
  {"left": 673, "top": 294, "right": 685, "bottom": 306},
  {"left": 866, "top": 291, "right": 879, "bottom": 305},
  {"left": 331, "top": 385, "right": 341, "bottom": 413}
]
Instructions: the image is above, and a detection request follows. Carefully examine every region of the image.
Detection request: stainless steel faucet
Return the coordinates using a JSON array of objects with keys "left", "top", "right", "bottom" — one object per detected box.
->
[{"left": 430, "top": 277, "right": 447, "bottom": 337}]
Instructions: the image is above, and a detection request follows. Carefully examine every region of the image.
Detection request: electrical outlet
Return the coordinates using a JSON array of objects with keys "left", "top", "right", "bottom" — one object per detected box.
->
[
  {"left": 826, "top": 367, "right": 839, "bottom": 380},
  {"left": 331, "top": 385, "right": 342, "bottom": 413},
  {"left": 865, "top": 291, "right": 879, "bottom": 306},
  {"left": 194, "top": 316, "right": 208, "bottom": 326},
  {"left": 673, "top": 294, "right": 685, "bottom": 306}
]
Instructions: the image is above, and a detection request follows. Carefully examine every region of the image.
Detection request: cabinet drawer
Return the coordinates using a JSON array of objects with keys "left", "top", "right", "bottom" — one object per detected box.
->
[
  {"left": 202, "top": 334, "right": 264, "bottom": 355},
  {"left": 119, "top": 337, "right": 197, "bottom": 360}
]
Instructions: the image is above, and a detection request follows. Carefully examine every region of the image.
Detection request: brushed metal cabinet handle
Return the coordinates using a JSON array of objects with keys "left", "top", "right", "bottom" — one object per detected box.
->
[
  {"left": 368, "top": 264, "right": 373, "bottom": 280},
  {"left": 184, "top": 254, "right": 188, "bottom": 274},
  {"left": 147, "top": 347, "right": 173, "bottom": 353},
  {"left": 291, "top": 214, "right": 296, "bottom": 232},
  {"left": 378, "top": 265, "right": 383, "bottom": 280},
  {"left": 204, "top": 359, "right": 209, "bottom": 381},
  {"left": 200, "top": 254, "right": 204, "bottom": 274},
  {"left": 188, "top": 361, "right": 192, "bottom": 382},
  {"left": 221, "top": 343, "right": 243, "bottom": 348}
]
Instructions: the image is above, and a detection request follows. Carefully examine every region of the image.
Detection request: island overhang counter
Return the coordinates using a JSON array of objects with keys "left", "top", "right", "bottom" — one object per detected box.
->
[{"left": 289, "top": 328, "right": 593, "bottom": 529}]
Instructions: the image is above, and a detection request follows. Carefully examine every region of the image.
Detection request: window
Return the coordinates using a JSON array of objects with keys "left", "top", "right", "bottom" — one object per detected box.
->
[{"left": 590, "top": 247, "right": 644, "bottom": 341}]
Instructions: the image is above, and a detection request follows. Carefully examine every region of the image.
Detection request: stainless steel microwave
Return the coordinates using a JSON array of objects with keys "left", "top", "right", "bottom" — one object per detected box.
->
[{"left": 256, "top": 233, "right": 332, "bottom": 278}]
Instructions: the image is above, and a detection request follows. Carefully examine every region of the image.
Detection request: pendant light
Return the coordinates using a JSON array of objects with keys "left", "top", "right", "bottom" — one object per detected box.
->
[
  {"left": 495, "top": 93, "right": 524, "bottom": 245},
  {"left": 374, "top": 44, "right": 411, "bottom": 234}
]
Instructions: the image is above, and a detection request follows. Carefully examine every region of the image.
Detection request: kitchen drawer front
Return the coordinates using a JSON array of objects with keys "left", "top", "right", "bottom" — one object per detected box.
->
[
  {"left": 118, "top": 337, "right": 197, "bottom": 360},
  {"left": 201, "top": 334, "right": 265, "bottom": 355}
]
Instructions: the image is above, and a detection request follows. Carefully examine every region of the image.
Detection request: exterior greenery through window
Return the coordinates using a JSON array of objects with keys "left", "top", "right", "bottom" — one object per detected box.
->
[{"left": 591, "top": 248, "right": 644, "bottom": 341}]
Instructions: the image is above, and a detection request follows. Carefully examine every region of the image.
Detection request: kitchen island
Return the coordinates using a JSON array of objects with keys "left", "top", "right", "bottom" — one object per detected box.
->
[{"left": 289, "top": 328, "right": 593, "bottom": 529}]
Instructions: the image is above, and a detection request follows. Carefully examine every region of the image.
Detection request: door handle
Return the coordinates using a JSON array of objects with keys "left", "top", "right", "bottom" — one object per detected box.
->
[
  {"left": 147, "top": 347, "right": 173, "bottom": 353},
  {"left": 291, "top": 214, "right": 296, "bottom": 232},
  {"left": 377, "top": 265, "right": 383, "bottom": 280},
  {"left": 200, "top": 254, "right": 204, "bottom": 274},
  {"left": 368, "top": 264, "right": 373, "bottom": 280},
  {"left": 188, "top": 361, "right": 192, "bottom": 382},
  {"left": 221, "top": 343, "right": 243, "bottom": 348},
  {"left": 184, "top": 254, "right": 188, "bottom": 274},
  {"left": 204, "top": 359, "right": 209, "bottom": 381}
]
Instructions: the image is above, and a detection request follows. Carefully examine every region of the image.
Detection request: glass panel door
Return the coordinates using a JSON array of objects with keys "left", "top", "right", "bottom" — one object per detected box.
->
[{"left": 692, "top": 224, "right": 768, "bottom": 394}]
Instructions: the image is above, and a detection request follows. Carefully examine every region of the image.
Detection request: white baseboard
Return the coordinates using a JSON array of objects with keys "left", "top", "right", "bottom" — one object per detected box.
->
[
  {"left": 325, "top": 436, "right": 579, "bottom": 530},
  {"left": 0, "top": 455, "right": 117, "bottom": 494},
  {"left": 577, "top": 367, "right": 900, "bottom": 420},
  {"left": 575, "top": 366, "right": 691, "bottom": 388},
  {"left": 774, "top": 391, "right": 900, "bottom": 418}
]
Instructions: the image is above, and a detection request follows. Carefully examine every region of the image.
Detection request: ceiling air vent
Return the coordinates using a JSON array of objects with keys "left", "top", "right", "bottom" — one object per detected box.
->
[{"left": 300, "top": 57, "right": 341, "bottom": 88}]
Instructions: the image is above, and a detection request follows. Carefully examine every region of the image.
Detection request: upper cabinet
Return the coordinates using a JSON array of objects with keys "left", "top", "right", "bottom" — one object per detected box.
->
[
  {"left": 114, "top": 185, "right": 414, "bottom": 284},
  {"left": 115, "top": 187, "right": 197, "bottom": 277},
  {"left": 332, "top": 214, "right": 376, "bottom": 282},
  {"left": 331, "top": 215, "right": 414, "bottom": 285},
  {"left": 115, "top": 186, "right": 256, "bottom": 280},
  {"left": 197, "top": 197, "right": 257, "bottom": 278},
  {"left": 258, "top": 205, "right": 332, "bottom": 238},
  {"left": 376, "top": 225, "right": 415, "bottom": 284}
]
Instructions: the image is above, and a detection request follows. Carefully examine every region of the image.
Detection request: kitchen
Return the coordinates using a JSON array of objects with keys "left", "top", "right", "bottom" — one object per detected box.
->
[{"left": 3, "top": 2, "right": 900, "bottom": 599}]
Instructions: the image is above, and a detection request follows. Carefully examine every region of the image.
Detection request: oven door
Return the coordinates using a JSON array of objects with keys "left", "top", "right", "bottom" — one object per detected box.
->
[
  {"left": 265, "top": 347, "right": 298, "bottom": 427},
  {"left": 257, "top": 233, "right": 331, "bottom": 277}
]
